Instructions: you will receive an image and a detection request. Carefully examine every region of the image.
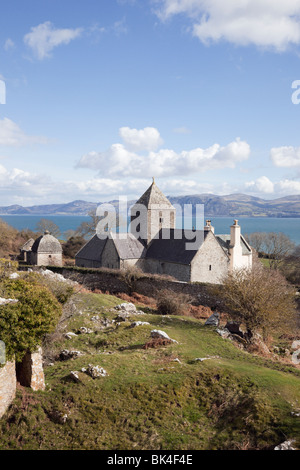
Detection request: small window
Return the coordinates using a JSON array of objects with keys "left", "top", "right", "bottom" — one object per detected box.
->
[
  {"left": 209, "top": 265, "right": 212, "bottom": 271},
  {"left": 159, "top": 217, "right": 164, "bottom": 223}
]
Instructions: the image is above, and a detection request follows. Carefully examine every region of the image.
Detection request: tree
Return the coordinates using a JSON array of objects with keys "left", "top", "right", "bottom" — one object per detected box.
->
[
  {"left": 36, "top": 218, "right": 61, "bottom": 238},
  {"left": 62, "top": 235, "right": 86, "bottom": 259},
  {"left": 280, "top": 244, "right": 300, "bottom": 285},
  {"left": 0, "top": 278, "right": 62, "bottom": 361},
  {"left": 214, "top": 266, "right": 297, "bottom": 341},
  {"left": 75, "top": 209, "right": 126, "bottom": 239},
  {"left": 245, "top": 231, "right": 295, "bottom": 269}
]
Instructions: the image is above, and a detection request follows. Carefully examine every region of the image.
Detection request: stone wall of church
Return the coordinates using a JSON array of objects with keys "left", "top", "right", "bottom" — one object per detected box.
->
[
  {"left": 101, "top": 239, "right": 120, "bottom": 270},
  {"left": 75, "top": 258, "right": 102, "bottom": 268},
  {"left": 191, "top": 232, "right": 229, "bottom": 284},
  {"left": 144, "top": 258, "right": 191, "bottom": 282},
  {"left": 147, "top": 209, "right": 176, "bottom": 245}
]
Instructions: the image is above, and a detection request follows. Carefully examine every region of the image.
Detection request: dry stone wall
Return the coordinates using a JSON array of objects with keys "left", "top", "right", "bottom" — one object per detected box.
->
[{"left": 45, "top": 266, "right": 220, "bottom": 308}]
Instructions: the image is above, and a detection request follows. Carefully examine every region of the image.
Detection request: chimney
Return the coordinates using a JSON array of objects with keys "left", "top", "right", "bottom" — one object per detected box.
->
[
  {"left": 229, "top": 219, "right": 242, "bottom": 270},
  {"left": 204, "top": 219, "right": 214, "bottom": 234}
]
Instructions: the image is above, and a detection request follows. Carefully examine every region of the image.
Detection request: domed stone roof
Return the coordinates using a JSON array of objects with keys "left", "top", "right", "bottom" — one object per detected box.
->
[{"left": 31, "top": 231, "right": 62, "bottom": 254}]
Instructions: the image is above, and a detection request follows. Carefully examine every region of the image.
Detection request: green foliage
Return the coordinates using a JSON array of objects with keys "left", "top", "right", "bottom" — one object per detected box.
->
[
  {"left": 0, "top": 278, "right": 62, "bottom": 361},
  {"left": 21, "top": 271, "right": 74, "bottom": 305},
  {"left": 0, "top": 290, "right": 299, "bottom": 450}
]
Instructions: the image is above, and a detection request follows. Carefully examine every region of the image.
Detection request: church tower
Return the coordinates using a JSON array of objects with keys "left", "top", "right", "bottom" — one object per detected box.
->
[{"left": 130, "top": 178, "right": 176, "bottom": 246}]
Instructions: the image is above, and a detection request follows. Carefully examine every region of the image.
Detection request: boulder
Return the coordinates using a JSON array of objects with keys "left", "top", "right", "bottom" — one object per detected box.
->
[
  {"left": 151, "top": 329, "right": 178, "bottom": 343},
  {"left": 129, "top": 321, "right": 150, "bottom": 328},
  {"left": 64, "top": 332, "right": 77, "bottom": 339},
  {"left": 59, "top": 349, "right": 83, "bottom": 361},
  {"left": 116, "top": 312, "right": 130, "bottom": 322},
  {"left": 205, "top": 312, "right": 220, "bottom": 326},
  {"left": 115, "top": 302, "right": 137, "bottom": 313},
  {"left": 274, "top": 440, "right": 296, "bottom": 450},
  {"left": 78, "top": 327, "right": 93, "bottom": 334},
  {"left": 216, "top": 328, "right": 231, "bottom": 339},
  {"left": 85, "top": 364, "right": 108, "bottom": 379},
  {"left": 291, "top": 340, "right": 300, "bottom": 350}
]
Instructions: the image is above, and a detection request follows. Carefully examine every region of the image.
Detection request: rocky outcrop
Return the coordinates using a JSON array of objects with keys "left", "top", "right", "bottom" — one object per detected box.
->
[
  {"left": 0, "top": 361, "right": 16, "bottom": 418},
  {"left": 16, "top": 347, "right": 45, "bottom": 391},
  {"left": 205, "top": 312, "right": 220, "bottom": 326}
]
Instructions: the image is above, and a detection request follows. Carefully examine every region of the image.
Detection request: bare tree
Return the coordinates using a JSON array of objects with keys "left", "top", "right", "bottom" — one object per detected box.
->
[
  {"left": 36, "top": 219, "right": 61, "bottom": 238},
  {"left": 214, "top": 266, "right": 297, "bottom": 341},
  {"left": 75, "top": 209, "right": 126, "bottom": 239},
  {"left": 245, "top": 231, "right": 295, "bottom": 269}
]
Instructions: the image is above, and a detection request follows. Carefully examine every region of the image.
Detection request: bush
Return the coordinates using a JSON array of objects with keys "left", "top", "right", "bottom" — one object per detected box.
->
[
  {"left": 156, "top": 289, "right": 191, "bottom": 316},
  {"left": 119, "top": 266, "right": 143, "bottom": 295},
  {"left": 213, "top": 266, "right": 297, "bottom": 341},
  {"left": 0, "top": 278, "right": 62, "bottom": 361},
  {"left": 21, "top": 271, "right": 74, "bottom": 305}
]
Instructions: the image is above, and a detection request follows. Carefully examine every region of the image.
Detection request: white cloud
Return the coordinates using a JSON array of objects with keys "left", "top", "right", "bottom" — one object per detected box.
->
[
  {"left": 270, "top": 145, "right": 300, "bottom": 167},
  {"left": 245, "top": 176, "right": 274, "bottom": 194},
  {"left": 0, "top": 117, "right": 48, "bottom": 146},
  {"left": 155, "top": 1, "right": 300, "bottom": 51},
  {"left": 4, "top": 38, "right": 14, "bottom": 51},
  {"left": 24, "top": 21, "right": 83, "bottom": 60},
  {"left": 119, "top": 126, "right": 163, "bottom": 151},
  {"left": 77, "top": 126, "right": 250, "bottom": 177},
  {"left": 277, "top": 179, "right": 300, "bottom": 194}
]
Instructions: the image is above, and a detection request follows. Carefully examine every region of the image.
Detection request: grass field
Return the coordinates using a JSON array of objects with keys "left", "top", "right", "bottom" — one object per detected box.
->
[{"left": 0, "top": 291, "right": 299, "bottom": 450}]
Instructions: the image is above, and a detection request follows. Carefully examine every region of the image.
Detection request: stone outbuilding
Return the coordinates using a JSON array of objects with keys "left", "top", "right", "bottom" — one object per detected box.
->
[
  {"left": 75, "top": 180, "right": 252, "bottom": 284},
  {"left": 19, "top": 238, "right": 35, "bottom": 263},
  {"left": 24, "top": 231, "right": 62, "bottom": 266}
]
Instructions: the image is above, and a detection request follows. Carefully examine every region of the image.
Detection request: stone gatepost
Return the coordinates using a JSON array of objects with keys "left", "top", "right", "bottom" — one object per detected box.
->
[
  {"left": 0, "top": 361, "right": 16, "bottom": 418},
  {"left": 16, "top": 347, "right": 45, "bottom": 391}
]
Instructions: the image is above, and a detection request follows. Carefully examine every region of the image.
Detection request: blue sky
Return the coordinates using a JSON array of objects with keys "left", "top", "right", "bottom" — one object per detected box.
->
[{"left": 1, "top": 0, "right": 300, "bottom": 205}]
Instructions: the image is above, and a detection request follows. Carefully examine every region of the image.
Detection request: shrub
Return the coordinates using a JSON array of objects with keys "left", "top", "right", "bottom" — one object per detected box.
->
[
  {"left": 119, "top": 266, "right": 143, "bottom": 295},
  {"left": 156, "top": 289, "right": 191, "bottom": 316},
  {"left": 0, "top": 278, "right": 62, "bottom": 361},
  {"left": 21, "top": 271, "right": 74, "bottom": 305},
  {"left": 213, "top": 266, "right": 297, "bottom": 341}
]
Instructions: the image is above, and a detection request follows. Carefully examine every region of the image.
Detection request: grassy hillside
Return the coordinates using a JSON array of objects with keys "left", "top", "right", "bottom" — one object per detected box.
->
[{"left": 0, "top": 291, "right": 299, "bottom": 450}]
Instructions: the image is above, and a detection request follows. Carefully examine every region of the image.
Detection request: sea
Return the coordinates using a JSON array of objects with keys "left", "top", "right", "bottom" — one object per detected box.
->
[{"left": 1, "top": 215, "right": 300, "bottom": 245}]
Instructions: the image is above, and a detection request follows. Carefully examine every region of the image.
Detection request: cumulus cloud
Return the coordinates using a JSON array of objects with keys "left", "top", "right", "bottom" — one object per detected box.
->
[
  {"left": 245, "top": 176, "right": 274, "bottom": 194},
  {"left": 0, "top": 117, "right": 48, "bottom": 146},
  {"left": 119, "top": 126, "right": 163, "bottom": 151},
  {"left": 24, "top": 21, "right": 83, "bottom": 59},
  {"left": 277, "top": 179, "right": 300, "bottom": 193},
  {"left": 77, "top": 126, "right": 250, "bottom": 178},
  {"left": 270, "top": 145, "right": 300, "bottom": 167},
  {"left": 155, "top": 1, "right": 300, "bottom": 51}
]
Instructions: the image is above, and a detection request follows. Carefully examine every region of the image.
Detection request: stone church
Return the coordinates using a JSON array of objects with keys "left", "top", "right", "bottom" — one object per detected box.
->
[{"left": 75, "top": 180, "right": 252, "bottom": 284}]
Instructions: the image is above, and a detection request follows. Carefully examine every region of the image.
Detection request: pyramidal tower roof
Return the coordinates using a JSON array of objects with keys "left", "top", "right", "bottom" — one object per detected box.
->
[{"left": 134, "top": 178, "right": 175, "bottom": 210}]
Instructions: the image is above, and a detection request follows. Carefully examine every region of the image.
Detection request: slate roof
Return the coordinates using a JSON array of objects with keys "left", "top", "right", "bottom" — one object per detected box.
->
[
  {"left": 31, "top": 232, "right": 62, "bottom": 253},
  {"left": 75, "top": 234, "right": 107, "bottom": 261},
  {"left": 215, "top": 234, "right": 252, "bottom": 255},
  {"left": 133, "top": 180, "right": 175, "bottom": 210},
  {"left": 21, "top": 238, "right": 34, "bottom": 252},
  {"left": 110, "top": 233, "right": 146, "bottom": 259},
  {"left": 146, "top": 228, "right": 209, "bottom": 264}
]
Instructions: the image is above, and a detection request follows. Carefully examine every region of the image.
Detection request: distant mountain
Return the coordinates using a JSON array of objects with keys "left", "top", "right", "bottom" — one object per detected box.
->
[{"left": 0, "top": 194, "right": 300, "bottom": 217}]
